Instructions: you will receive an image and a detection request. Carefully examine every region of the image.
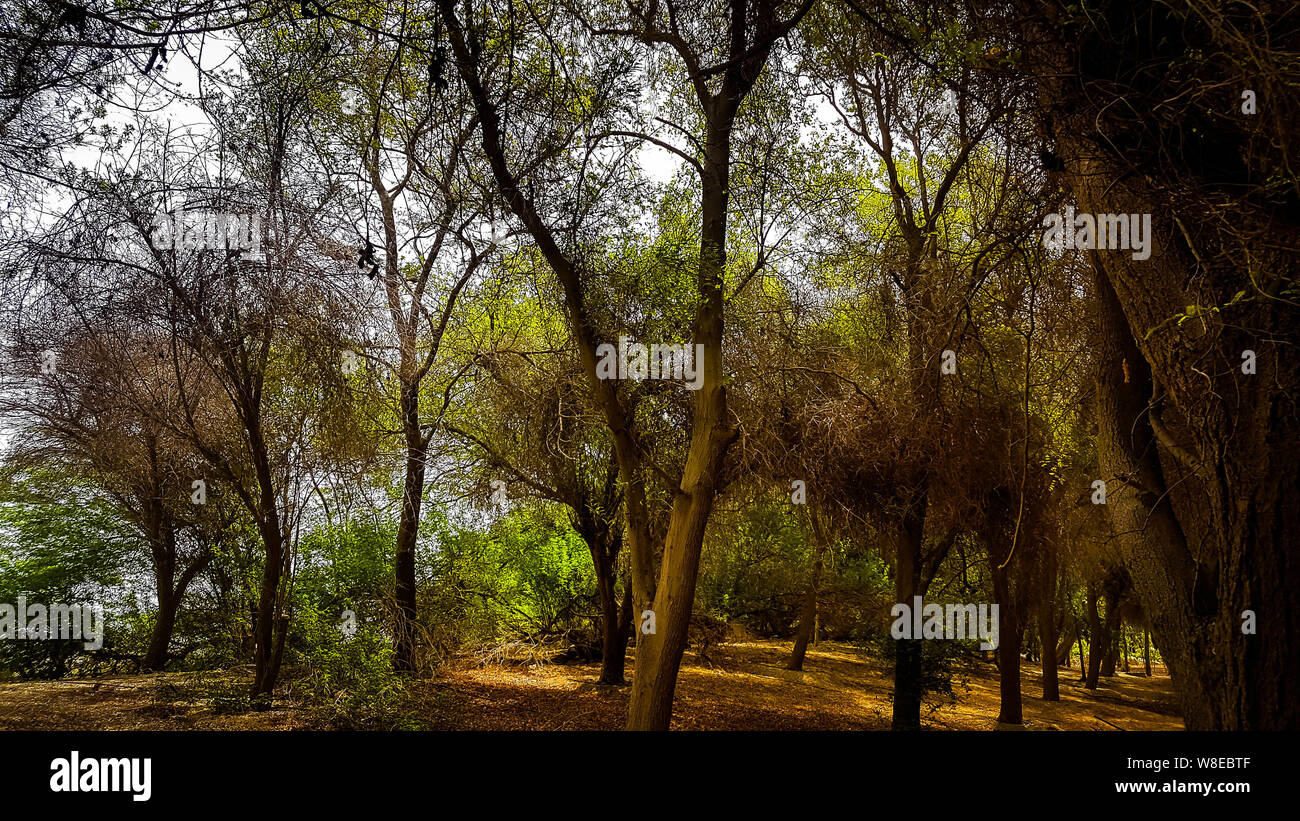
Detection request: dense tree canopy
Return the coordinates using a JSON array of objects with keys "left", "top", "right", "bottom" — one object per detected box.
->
[{"left": 0, "top": 0, "right": 1295, "bottom": 732}]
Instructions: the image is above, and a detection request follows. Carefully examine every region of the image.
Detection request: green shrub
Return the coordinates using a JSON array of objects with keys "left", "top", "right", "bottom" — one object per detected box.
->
[{"left": 290, "top": 608, "right": 421, "bottom": 730}]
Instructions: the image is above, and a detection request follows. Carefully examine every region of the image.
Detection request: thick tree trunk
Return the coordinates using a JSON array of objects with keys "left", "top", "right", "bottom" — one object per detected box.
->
[
  {"left": 599, "top": 577, "right": 633, "bottom": 685},
  {"left": 624, "top": 92, "right": 742, "bottom": 730},
  {"left": 997, "top": 617, "right": 1022, "bottom": 723},
  {"left": 1032, "top": 4, "right": 1300, "bottom": 726},
  {"left": 1088, "top": 267, "right": 1219, "bottom": 721},
  {"left": 592, "top": 547, "right": 633, "bottom": 685},
  {"left": 142, "top": 520, "right": 177, "bottom": 672},
  {"left": 986, "top": 502, "right": 1025, "bottom": 724},
  {"left": 994, "top": 568, "right": 1023, "bottom": 724},
  {"left": 142, "top": 585, "right": 177, "bottom": 672},
  {"left": 251, "top": 530, "right": 283, "bottom": 697},
  {"left": 625, "top": 421, "right": 732, "bottom": 729}
]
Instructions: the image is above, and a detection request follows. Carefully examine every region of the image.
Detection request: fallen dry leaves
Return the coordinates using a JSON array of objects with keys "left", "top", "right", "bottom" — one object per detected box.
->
[{"left": 0, "top": 641, "right": 1182, "bottom": 731}]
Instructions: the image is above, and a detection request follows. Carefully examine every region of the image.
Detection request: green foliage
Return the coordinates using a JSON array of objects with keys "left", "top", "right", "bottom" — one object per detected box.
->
[
  {"left": 290, "top": 608, "right": 420, "bottom": 730},
  {"left": 423, "top": 505, "right": 598, "bottom": 650},
  {"left": 0, "top": 469, "right": 136, "bottom": 678},
  {"left": 699, "top": 501, "right": 893, "bottom": 639}
]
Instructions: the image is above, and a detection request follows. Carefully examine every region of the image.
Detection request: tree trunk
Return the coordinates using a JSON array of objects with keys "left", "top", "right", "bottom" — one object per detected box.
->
[
  {"left": 1100, "top": 599, "right": 1120, "bottom": 677},
  {"left": 142, "top": 518, "right": 177, "bottom": 672},
  {"left": 592, "top": 546, "right": 632, "bottom": 685},
  {"left": 142, "top": 585, "right": 177, "bottom": 672},
  {"left": 987, "top": 508, "right": 1024, "bottom": 725},
  {"left": 249, "top": 431, "right": 289, "bottom": 698},
  {"left": 1121, "top": 622, "right": 1130, "bottom": 672},
  {"left": 393, "top": 378, "right": 426, "bottom": 674},
  {"left": 623, "top": 90, "right": 744, "bottom": 731},
  {"left": 624, "top": 425, "right": 731, "bottom": 729},
  {"left": 251, "top": 530, "right": 283, "bottom": 697},
  {"left": 600, "top": 576, "right": 633, "bottom": 685},
  {"left": 1144, "top": 626, "right": 1151, "bottom": 677},
  {"left": 994, "top": 568, "right": 1023, "bottom": 724},
  {"left": 787, "top": 513, "right": 828, "bottom": 671},
  {"left": 1033, "top": 0, "right": 1300, "bottom": 731},
  {"left": 1056, "top": 613, "right": 1077, "bottom": 667},
  {"left": 1085, "top": 582, "right": 1102, "bottom": 689},
  {"left": 1039, "top": 549, "right": 1060, "bottom": 700},
  {"left": 891, "top": 511, "right": 926, "bottom": 730}
]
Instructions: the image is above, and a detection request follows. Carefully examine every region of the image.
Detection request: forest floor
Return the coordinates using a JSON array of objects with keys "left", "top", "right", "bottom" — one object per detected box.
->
[{"left": 0, "top": 639, "right": 1182, "bottom": 731}]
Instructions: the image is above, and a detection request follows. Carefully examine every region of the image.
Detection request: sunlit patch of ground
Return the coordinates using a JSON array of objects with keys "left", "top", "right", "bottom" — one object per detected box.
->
[
  {"left": 0, "top": 641, "right": 1182, "bottom": 730},
  {"left": 0, "top": 674, "right": 302, "bottom": 730},
  {"left": 417, "top": 640, "right": 1182, "bottom": 731}
]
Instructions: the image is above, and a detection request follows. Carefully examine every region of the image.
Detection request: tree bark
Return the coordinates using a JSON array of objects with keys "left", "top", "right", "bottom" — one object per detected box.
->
[
  {"left": 987, "top": 496, "right": 1024, "bottom": 724},
  {"left": 1056, "top": 610, "right": 1077, "bottom": 667},
  {"left": 1028, "top": 2, "right": 1300, "bottom": 727},
  {"left": 1100, "top": 599, "right": 1120, "bottom": 678},
  {"left": 891, "top": 511, "right": 926, "bottom": 730},
  {"left": 787, "top": 513, "right": 828, "bottom": 671},
  {"left": 1121, "top": 622, "right": 1130, "bottom": 673},
  {"left": 994, "top": 567, "right": 1023, "bottom": 723},
  {"left": 142, "top": 586, "right": 176, "bottom": 672},
  {"left": 1085, "top": 581, "right": 1102, "bottom": 689},
  {"left": 142, "top": 545, "right": 209, "bottom": 671},
  {"left": 1038, "top": 549, "right": 1059, "bottom": 700},
  {"left": 601, "top": 576, "right": 633, "bottom": 685},
  {"left": 393, "top": 377, "right": 426, "bottom": 674},
  {"left": 141, "top": 512, "right": 177, "bottom": 672},
  {"left": 591, "top": 543, "right": 633, "bottom": 685}
]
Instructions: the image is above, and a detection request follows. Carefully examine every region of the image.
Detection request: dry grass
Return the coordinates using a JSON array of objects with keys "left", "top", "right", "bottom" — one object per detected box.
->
[
  {"left": 0, "top": 640, "right": 1182, "bottom": 731},
  {"left": 0, "top": 673, "right": 302, "bottom": 730}
]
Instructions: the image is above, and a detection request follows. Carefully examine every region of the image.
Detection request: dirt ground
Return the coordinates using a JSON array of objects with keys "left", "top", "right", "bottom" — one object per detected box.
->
[{"left": 0, "top": 640, "right": 1182, "bottom": 731}]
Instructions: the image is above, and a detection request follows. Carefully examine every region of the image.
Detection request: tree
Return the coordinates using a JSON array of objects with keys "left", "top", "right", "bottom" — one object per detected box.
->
[
  {"left": 289, "top": 17, "right": 490, "bottom": 673},
  {"left": 1, "top": 331, "right": 228, "bottom": 671},
  {"left": 428, "top": 0, "right": 812, "bottom": 729},
  {"left": 447, "top": 341, "right": 634, "bottom": 683}
]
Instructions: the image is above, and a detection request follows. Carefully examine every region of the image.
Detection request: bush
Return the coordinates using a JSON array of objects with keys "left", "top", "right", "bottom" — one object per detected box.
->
[
  {"left": 867, "top": 630, "right": 977, "bottom": 716},
  {"left": 289, "top": 608, "right": 421, "bottom": 730}
]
